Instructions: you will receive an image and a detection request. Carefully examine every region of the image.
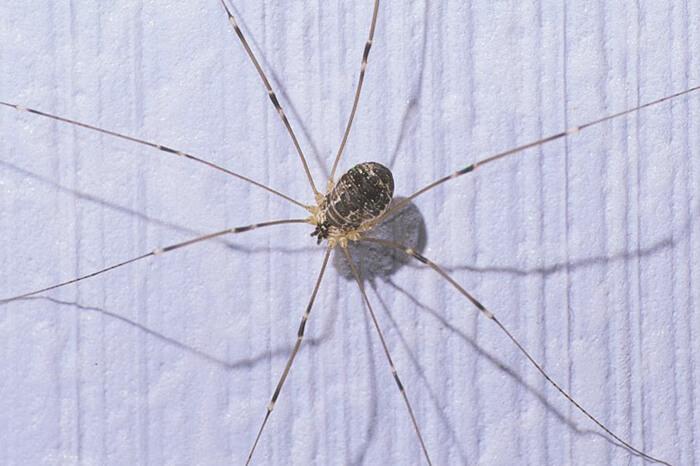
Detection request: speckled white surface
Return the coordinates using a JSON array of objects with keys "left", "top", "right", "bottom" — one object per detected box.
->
[{"left": 1, "top": 1, "right": 698, "bottom": 465}]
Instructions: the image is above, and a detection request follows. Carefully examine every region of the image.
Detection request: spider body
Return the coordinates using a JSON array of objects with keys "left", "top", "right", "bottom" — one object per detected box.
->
[{"left": 311, "top": 161, "right": 394, "bottom": 247}]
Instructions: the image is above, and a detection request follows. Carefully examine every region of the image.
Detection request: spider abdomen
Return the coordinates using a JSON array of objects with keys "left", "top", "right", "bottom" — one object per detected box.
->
[{"left": 313, "top": 162, "right": 394, "bottom": 243}]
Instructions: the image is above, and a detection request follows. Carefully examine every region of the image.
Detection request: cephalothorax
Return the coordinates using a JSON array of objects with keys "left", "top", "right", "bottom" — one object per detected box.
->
[{"left": 310, "top": 161, "right": 394, "bottom": 248}]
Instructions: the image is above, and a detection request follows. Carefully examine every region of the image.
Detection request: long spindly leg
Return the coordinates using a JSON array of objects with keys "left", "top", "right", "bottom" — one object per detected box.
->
[
  {"left": 364, "top": 237, "right": 671, "bottom": 466},
  {"left": 216, "top": 0, "right": 320, "bottom": 198},
  {"left": 0, "top": 101, "right": 306, "bottom": 209},
  {"left": 1, "top": 218, "right": 307, "bottom": 304},
  {"left": 341, "top": 246, "right": 433, "bottom": 466},
  {"left": 376, "top": 85, "right": 700, "bottom": 223},
  {"left": 246, "top": 247, "right": 331, "bottom": 465},
  {"left": 328, "top": 0, "right": 381, "bottom": 185}
]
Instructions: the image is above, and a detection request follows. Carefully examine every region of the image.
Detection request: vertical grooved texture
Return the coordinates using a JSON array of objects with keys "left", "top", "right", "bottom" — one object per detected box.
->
[{"left": 0, "top": 1, "right": 697, "bottom": 465}]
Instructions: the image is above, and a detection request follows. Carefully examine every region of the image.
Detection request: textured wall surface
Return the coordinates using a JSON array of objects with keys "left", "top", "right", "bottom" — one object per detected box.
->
[{"left": 0, "top": 1, "right": 698, "bottom": 465}]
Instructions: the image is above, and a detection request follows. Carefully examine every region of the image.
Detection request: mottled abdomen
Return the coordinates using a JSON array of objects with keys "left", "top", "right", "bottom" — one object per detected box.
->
[{"left": 313, "top": 162, "right": 394, "bottom": 243}]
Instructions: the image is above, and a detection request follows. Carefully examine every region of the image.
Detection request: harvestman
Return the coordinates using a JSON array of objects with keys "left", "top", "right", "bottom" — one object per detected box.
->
[{"left": 1, "top": 1, "right": 698, "bottom": 465}]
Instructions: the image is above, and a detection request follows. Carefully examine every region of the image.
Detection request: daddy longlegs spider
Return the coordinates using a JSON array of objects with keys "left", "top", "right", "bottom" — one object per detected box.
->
[{"left": 1, "top": 1, "right": 698, "bottom": 464}]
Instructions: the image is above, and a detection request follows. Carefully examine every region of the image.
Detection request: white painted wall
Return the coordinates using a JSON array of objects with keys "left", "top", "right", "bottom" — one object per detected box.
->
[{"left": 1, "top": 1, "right": 698, "bottom": 465}]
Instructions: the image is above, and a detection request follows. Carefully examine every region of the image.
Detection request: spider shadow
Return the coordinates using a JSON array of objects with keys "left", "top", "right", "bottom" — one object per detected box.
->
[
  {"left": 10, "top": 296, "right": 336, "bottom": 373},
  {"left": 381, "top": 278, "right": 614, "bottom": 456},
  {"left": 228, "top": 4, "right": 330, "bottom": 181},
  {"left": 337, "top": 205, "right": 699, "bottom": 464},
  {"left": 442, "top": 200, "right": 698, "bottom": 278},
  {"left": 384, "top": 273, "right": 681, "bottom": 463},
  {"left": 385, "top": 0, "right": 429, "bottom": 173},
  {"left": 327, "top": 0, "right": 430, "bottom": 284},
  {"left": 347, "top": 286, "right": 381, "bottom": 466},
  {"left": 6, "top": 200, "right": 688, "bottom": 465},
  {"left": 0, "top": 159, "right": 315, "bottom": 256},
  {"left": 365, "top": 204, "right": 698, "bottom": 463},
  {"left": 332, "top": 197, "right": 428, "bottom": 282},
  {"left": 347, "top": 278, "right": 473, "bottom": 466},
  {"left": 341, "top": 247, "right": 607, "bottom": 465}
]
